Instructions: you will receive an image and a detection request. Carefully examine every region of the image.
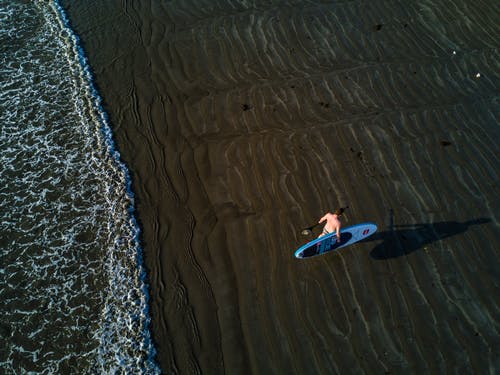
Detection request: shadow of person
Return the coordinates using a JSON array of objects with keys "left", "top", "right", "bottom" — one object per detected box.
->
[{"left": 366, "top": 218, "right": 491, "bottom": 260}]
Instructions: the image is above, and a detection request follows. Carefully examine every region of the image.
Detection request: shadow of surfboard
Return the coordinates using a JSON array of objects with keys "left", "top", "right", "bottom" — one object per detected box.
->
[{"left": 364, "top": 218, "right": 491, "bottom": 260}]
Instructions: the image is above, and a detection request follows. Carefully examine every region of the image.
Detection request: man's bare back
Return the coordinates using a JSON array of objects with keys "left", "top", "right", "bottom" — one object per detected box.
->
[{"left": 318, "top": 207, "right": 347, "bottom": 242}]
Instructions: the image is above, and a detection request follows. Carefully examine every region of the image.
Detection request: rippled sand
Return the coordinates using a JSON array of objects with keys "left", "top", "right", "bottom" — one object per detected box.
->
[{"left": 63, "top": 0, "right": 499, "bottom": 373}]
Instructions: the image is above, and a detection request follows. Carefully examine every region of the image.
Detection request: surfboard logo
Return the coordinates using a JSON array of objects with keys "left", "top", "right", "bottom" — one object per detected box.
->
[{"left": 362, "top": 229, "right": 370, "bottom": 235}]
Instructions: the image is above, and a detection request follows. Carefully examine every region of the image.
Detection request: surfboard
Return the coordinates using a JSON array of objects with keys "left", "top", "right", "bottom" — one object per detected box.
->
[{"left": 294, "top": 222, "right": 377, "bottom": 259}]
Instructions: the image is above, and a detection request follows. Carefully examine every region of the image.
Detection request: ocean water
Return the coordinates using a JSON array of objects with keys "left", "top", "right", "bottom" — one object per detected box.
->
[{"left": 0, "top": 1, "right": 159, "bottom": 373}]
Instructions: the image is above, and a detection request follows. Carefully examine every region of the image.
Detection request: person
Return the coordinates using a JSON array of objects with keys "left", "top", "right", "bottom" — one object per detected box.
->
[{"left": 318, "top": 207, "right": 346, "bottom": 242}]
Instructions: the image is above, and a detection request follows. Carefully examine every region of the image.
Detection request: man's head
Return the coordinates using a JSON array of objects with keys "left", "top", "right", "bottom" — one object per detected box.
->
[{"left": 334, "top": 207, "right": 347, "bottom": 216}]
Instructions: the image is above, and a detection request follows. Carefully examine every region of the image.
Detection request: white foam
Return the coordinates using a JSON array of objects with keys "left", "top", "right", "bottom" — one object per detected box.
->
[{"left": 0, "top": 1, "right": 159, "bottom": 373}]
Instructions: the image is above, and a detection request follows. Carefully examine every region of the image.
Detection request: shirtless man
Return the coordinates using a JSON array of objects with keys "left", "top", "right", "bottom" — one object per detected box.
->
[{"left": 318, "top": 207, "right": 346, "bottom": 242}]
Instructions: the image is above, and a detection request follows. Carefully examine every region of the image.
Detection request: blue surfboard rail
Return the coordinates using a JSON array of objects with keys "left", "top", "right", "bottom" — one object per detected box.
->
[{"left": 294, "top": 222, "right": 378, "bottom": 259}]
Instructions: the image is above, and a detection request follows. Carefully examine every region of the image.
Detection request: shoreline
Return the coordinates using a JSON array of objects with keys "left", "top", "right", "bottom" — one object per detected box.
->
[{"left": 61, "top": 1, "right": 499, "bottom": 373}]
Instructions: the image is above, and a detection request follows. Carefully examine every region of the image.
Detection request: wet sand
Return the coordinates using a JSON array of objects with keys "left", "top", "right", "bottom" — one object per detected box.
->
[{"left": 61, "top": 0, "right": 499, "bottom": 373}]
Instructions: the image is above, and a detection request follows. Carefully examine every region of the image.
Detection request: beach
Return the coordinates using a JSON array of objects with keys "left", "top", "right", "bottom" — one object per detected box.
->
[{"left": 60, "top": 0, "right": 499, "bottom": 373}]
